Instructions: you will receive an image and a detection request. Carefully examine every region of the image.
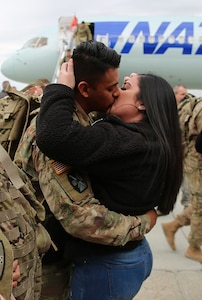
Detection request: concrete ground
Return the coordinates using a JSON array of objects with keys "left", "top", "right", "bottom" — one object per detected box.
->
[{"left": 134, "top": 193, "right": 202, "bottom": 300}]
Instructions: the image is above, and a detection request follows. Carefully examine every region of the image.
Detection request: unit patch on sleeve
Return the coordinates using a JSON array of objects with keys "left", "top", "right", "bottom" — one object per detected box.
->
[{"left": 0, "top": 240, "right": 5, "bottom": 280}]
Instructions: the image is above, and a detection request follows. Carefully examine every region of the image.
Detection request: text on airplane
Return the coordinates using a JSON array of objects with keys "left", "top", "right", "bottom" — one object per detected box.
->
[{"left": 95, "top": 21, "right": 202, "bottom": 54}]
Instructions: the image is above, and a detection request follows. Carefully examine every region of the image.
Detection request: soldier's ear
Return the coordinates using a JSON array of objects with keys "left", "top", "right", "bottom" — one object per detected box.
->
[{"left": 77, "top": 81, "right": 89, "bottom": 97}]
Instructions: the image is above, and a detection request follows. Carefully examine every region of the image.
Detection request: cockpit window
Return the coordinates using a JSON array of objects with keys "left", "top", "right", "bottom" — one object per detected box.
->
[{"left": 22, "top": 37, "right": 48, "bottom": 48}]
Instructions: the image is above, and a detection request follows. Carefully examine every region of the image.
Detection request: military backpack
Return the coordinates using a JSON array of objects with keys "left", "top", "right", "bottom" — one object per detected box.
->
[
  {"left": 0, "top": 142, "right": 51, "bottom": 299},
  {"left": 0, "top": 80, "right": 47, "bottom": 160}
]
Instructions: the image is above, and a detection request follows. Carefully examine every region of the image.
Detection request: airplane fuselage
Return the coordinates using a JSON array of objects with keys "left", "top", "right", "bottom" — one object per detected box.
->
[{"left": 1, "top": 16, "right": 202, "bottom": 89}]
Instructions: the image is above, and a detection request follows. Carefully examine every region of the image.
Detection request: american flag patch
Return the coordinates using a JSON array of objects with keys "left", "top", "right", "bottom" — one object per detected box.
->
[{"left": 50, "top": 160, "right": 71, "bottom": 175}]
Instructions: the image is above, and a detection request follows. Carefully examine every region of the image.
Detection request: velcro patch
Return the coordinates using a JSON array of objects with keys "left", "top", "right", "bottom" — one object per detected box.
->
[{"left": 0, "top": 240, "right": 5, "bottom": 280}]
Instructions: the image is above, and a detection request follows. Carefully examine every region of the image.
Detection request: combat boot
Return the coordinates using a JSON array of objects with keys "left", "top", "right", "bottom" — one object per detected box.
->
[
  {"left": 185, "top": 246, "right": 202, "bottom": 263},
  {"left": 161, "top": 220, "right": 181, "bottom": 250}
]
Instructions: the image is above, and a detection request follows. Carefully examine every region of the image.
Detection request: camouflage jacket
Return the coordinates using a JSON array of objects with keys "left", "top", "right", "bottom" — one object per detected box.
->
[
  {"left": 73, "top": 24, "right": 92, "bottom": 44},
  {"left": 178, "top": 95, "right": 202, "bottom": 169},
  {"left": 14, "top": 103, "right": 151, "bottom": 248}
]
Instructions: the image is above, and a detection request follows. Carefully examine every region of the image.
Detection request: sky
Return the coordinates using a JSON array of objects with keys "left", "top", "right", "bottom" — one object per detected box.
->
[{"left": 1, "top": 0, "right": 202, "bottom": 92}]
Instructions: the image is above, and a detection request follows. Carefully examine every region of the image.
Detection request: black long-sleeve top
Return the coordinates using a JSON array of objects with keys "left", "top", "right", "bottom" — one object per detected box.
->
[{"left": 36, "top": 84, "right": 162, "bottom": 216}]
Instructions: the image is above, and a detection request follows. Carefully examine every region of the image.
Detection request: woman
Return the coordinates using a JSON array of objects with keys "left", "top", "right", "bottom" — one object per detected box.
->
[{"left": 36, "top": 60, "right": 183, "bottom": 300}]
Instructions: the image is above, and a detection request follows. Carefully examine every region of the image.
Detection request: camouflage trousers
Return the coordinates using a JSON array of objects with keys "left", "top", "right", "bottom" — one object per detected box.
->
[
  {"left": 40, "top": 258, "right": 72, "bottom": 300},
  {"left": 176, "top": 205, "right": 192, "bottom": 227},
  {"left": 178, "top": 167, "right": 202, "bottom": 248},
  {"left": 180, "top": 176, "right": 190, "bottom": 207}
]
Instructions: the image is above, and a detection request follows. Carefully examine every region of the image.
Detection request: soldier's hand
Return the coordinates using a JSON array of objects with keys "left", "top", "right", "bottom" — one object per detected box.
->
[
  {"left": 58, "top": 59, "right": 75, "bottom": 89},
  {"left": 12, "top": 260, "right": 20, "bottom": 288},
  {"left": 146, "top": 209, "right": 157, "bottom": 231}
]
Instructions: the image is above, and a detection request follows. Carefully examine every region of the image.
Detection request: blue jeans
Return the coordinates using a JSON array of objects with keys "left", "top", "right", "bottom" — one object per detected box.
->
[{"left": 70, "top": 238, "right": 153, "bottom": 300}]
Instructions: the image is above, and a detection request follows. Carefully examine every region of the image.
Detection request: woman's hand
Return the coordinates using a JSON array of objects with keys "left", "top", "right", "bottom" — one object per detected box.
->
[{"left": 58, "top": 58, "right": 75, "bottom": 89}]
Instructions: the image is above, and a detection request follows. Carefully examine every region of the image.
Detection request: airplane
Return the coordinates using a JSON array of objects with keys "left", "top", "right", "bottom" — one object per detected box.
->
[{"left": 1, "top": 15, "right": 202, "bottom": 89}]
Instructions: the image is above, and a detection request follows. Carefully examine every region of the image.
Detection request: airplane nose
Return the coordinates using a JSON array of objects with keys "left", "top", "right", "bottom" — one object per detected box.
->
[
  {"left": 1, "top": 52, "right": 33, "bottom": 83},
  {"left": 1, "top": 56, "right": 21, "bottom": 80},
  {"left": 1, "top": 57, "right": 13, "bottom": 78}
]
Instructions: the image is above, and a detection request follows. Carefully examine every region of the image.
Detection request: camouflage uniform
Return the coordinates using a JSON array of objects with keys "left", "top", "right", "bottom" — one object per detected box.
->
[
  {"left": 178, "top": 95, "right": 202, "bottom": 247},
  {"left": 14, "top": 103, "right": 151, "bottom": 299},
  {"left": 0, "top": 229, "right": 13, "bottom": 300},
  {"left": 73, "top": 23, "right": 92, "bottom": 46},
  {"left": 0, "top": 145, "right": 49, "bottom": 299}
]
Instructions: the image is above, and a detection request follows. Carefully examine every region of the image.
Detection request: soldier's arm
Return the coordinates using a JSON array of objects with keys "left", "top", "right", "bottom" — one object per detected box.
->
[
  {"left": 14, "top": 121, "right": 157, "bottom": 247},
  {"left": 15, "top": 157, "right": 157, "bottom": 247},
  {"left": 59, "top": 198, "right": 157, "bottom": 246}
]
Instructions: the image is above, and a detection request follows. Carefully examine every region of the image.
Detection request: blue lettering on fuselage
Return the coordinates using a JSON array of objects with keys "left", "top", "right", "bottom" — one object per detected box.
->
[
  {"left": 195, "top": 22, "right": 202, "bottom": 54},
  {"left": 155, "top": 22, "right": 193, "bottom": 54},
  {"left": 94, "top": 22, "right": 128, "bottom": 48},
  {"left": 94, "top": 21, "right": 202, "bottom": 55}
]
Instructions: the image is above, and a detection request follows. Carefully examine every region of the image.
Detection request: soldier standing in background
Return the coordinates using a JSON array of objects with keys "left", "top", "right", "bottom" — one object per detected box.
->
[
  {"left": 174, "top": 84, "right": 190, "bottom": 209},
  {"left": 60, "top": 49, "right": 72, "bottom": 69},
  {"left": 162, "top": 94, "right": 202, "bottom": 262},
  {"left": 173, "top": 84, "right": 187, "bottom": 104},
  {"left": 0, "top": 81, "right": 11, "bottom": 98},
  {"left": 73, "top": 21, "right": 92, "bottom": 45}
]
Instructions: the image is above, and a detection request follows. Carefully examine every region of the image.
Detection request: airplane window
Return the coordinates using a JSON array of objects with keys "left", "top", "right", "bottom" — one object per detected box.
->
[
  {"left": 37, "top": 37, "right": 48, "bottom": 47},
  {"left": 158, "top": 35, "right": 164, "bottom": 43},
  {"left": 118, "top": 35, "right": 124, "bottom": 43},
  {"left": 148, "top": 36, "right": 155, "bottom": 43},
  {"left": 22, "top": 37, "right": 48, "bottom": 49},
  {"left": 128, "top": 35, "right": 135, "bottom": 43},
  {"left": 168, "top": 35, "right": 175, "bottom": 44},
  {"left": 188, "top": 36, "right": 194, "bottom": 43},
  {"left": 139, "top": 35, "right": 145, "bottom": 43},
  {"left": 178, "top": 36, "right": 185, "bottom": 44}
]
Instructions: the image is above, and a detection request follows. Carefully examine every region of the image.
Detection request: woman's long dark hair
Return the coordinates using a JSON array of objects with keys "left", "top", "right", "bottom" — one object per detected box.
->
[{"left": 138, "top": 74, "right": 183, "bottom": 214}]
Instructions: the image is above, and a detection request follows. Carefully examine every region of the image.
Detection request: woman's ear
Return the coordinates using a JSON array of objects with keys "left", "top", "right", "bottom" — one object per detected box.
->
[
  {"left": 137, "top": 103, "right": 146, "bottom": 111},
  {"left": 77, "top": 81, "right": 89, "bottom": 97}
]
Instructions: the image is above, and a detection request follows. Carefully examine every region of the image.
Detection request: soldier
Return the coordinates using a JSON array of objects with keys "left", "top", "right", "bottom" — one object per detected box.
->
[
  {"left": 73, "top": 21, "right": 92, "bottom": 46},
  {"left": 36, "top": 59, "right": 183, "bottom": 299},
  {"left": 0, "top": 144, "right": 51, "bottom": 299},
  {"left": 173, "top": 84, "right": 187, "bottom": 104},
  {"left": 15, "top": 41, "right": 157, "bottom": 299},
  {"left": 173, "top": 84, "right": 190, "bottom": 209},
  {"left": 0, "top": 80, "right": 11, "bottom": 98},
  {"left": 162, "top": 94, "right": 202, "bottom": 262},
  {"left": 60, "top": 49, "right": 72, "bottom": 69}
]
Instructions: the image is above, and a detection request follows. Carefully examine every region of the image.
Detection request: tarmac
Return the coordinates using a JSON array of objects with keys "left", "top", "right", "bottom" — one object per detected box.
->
[{"left": 134, "top": 192, "right": 202, "bottom": 300}]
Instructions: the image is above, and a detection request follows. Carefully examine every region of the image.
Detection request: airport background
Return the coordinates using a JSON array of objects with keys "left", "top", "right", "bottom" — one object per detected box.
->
[
  {"left": 1, "top": 0, "right": 202, "bottom": 95},
  {"left": 0, "top": 2, "right": 202, "bottom": 299}
]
